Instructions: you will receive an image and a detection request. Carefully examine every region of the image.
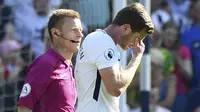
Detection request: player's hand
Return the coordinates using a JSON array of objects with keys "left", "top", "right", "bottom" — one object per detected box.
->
[{"left": 131, "top": 38, "right": 145, "bottom": 58}]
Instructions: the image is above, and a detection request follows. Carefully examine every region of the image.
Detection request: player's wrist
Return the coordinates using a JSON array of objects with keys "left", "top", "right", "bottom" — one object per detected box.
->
[
  {"left": 131, "top": 52, "right": 143, "bottom": 60},
  {"left": 128, "top": 55, "right": 142, "bottom": 68}
]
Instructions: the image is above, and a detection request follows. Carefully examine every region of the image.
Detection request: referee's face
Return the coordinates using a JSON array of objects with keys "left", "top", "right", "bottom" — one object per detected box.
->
[
  {"left": 119, "top": 27, "right": 147, "bottom": 50},
  {"left": 57, "top": 18, "right": 83, "bottom": 53}
]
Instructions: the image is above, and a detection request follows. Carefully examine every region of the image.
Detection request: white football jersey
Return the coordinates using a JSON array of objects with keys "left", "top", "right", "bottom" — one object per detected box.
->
[{"left": 75, "top": 29, "right": 121, "bottom": 112}]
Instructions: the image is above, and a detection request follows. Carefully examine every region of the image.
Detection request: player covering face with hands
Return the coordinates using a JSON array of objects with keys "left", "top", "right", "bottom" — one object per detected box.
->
[
  {"left": 17, "top": 9, "right": 83, "bottom": 112},
  {"left": 75, "top": 2, "right": 154, "bottom": 112}
]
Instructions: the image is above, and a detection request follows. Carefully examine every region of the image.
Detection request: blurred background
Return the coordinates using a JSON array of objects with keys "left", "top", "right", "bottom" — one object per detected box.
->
[{"left": 0, "top": 0, "right": 200, "bottom": 112}]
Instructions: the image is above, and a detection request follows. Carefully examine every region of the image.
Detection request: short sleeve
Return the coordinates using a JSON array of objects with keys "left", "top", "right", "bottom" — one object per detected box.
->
[
  {"left": 179, "top": 45, "right": 192, "bottom": 59},
  {"left": 17, "top": 62, "right": 54, "bottom": 110},
  {"left": 81, "top": 31, "right": 120, "bottom": 70},
  {"left": 95, "top": 48, "right": 120, "bottom": 70}
]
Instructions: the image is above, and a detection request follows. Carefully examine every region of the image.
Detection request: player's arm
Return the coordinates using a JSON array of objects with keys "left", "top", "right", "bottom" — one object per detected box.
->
[
  {"left": 100, "top": 40, "right": 144, "bottom": 97},
  {"left": 17, "top": 105, "right": 32, "bottom": 112}
]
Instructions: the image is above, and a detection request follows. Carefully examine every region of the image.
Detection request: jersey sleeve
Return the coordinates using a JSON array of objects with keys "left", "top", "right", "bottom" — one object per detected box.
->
[
  {"left": 95, "top": 48, "right": 119, "bottom": 70},
  {"left": 17, "top": 62, "right": 54, "bottom": 110},
  {"left": 80, "top": 31, "right": 120, "bottom": 70}
]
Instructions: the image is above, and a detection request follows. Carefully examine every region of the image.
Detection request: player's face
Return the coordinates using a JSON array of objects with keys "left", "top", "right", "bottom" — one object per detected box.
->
[
  {"left": 59, "top": 18, "right": 83, "bottom": 53},
  {"left": 119, "top": 27, "right": 147, "bottom": 50}
]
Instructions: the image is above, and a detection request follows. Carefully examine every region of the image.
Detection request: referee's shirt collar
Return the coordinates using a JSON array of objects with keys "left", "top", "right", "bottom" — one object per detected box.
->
[{"left": 47, "top": 48, "right": 73, "bottom": 67}]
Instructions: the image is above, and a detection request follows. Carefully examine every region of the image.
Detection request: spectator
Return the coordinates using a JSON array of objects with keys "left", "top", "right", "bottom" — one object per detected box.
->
[
  {"left": 4, "top": 0, "right": 36, "bottom": 45},
  {"left": 127, "top": 27, "right": 176, "bottom": 110},
  {"left": 131, "top": 87, "right": 171, "bottom": 112},
  {"left": 161, "top": 21, "right": 192, "bottom": 112},
  {"left": 151, "top": 0, "right": 164, "bottom": 13},
  {"left": 129, "top": 21, "right": 177, "bottom": 110},
  {"left": 31, "top": 0, "right": 51, "bottom": 57},
  {"left": 129, "top": 48, "right": 171, "bottom": 112},
  {"left": 151, "top": 0, "right": 189, "bottom": 32},
  {"left": 151, "top": 0, "right": 171, "bottom": 32},
  {"left": 0, "top": 39, "right": 22, "bottom": 81},
  {"left": 168, "top": 0, "right": 190, "bottom": 16},
  {"left": 184, "top": 86, "right": 200, "bottom": 112},
  {"left": 4, "top": 0, "right": 59, "bottom": 57},
  {"left": 150, "top": 21, "right": 178, "bottom": 110},
  {"left": 61, "top": 0, "right": 111, "bottom": 32},
  {"left": 181, "top": 0, "right": 200, "bottom": 89},
  {"left": 0, "top": 39, "right": 22, "bottom": 112}
]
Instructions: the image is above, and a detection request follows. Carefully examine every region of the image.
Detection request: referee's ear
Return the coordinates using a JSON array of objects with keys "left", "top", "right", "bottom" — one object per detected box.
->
[
  {"left": 50, "top": 28, "right": 60, "bottom": 45},
  {"left": 51, "top": 28, "right": 60, "bottom": 39}
]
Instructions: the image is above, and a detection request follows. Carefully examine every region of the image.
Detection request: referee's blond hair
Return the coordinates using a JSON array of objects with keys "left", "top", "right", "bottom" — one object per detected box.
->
[{"left": 47, "top": 9, "right": 81, "bottom": 43}]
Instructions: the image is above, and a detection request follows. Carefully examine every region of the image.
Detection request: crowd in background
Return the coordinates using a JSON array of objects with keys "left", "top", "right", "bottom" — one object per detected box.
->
[
  {"left": 0, "top": 0, "right": 199, "bottom": 112},
  {"left": 127, "top": 0, "right": 200, "bottom": 112}
]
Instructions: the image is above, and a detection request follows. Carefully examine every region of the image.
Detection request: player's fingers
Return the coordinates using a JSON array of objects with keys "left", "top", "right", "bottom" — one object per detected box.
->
[
  {"left": 135, "top": 38, "right": 139, "bottom": 46},
  {"left": 140, "top": 40, "right": 145, "bottom": 47}
]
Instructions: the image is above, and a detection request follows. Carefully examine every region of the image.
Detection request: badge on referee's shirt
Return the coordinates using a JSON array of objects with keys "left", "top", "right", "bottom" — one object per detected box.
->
[
  {"left": 20, "top": 83, "right": 31, "bottom": 97},
  {"left": 104, "top": 49, "right": 114, "bottom": 61}
]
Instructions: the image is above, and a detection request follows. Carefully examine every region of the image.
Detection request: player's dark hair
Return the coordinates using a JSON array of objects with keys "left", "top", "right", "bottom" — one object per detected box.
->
[{"left": 112, "top": 2, "right": 154, "bottom": 35}]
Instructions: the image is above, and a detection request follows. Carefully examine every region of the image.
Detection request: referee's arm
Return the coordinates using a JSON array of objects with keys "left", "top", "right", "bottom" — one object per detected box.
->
[
  {"left": 18, "top": 105, "right": 32, "bottom": 112},
  {"left": 100, "top": 40, "right": 144, "bottom": 97}
]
